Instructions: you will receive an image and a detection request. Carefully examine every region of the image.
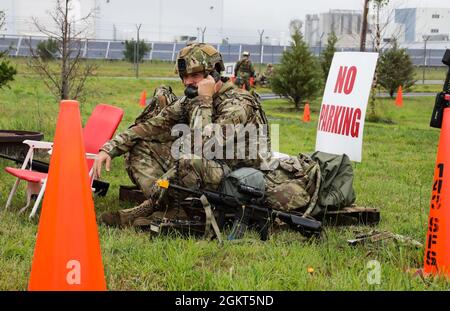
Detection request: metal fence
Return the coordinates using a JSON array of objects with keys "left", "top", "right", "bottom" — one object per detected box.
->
[{"left": 0, "top": 35, "right": 447, "bottom": 67}]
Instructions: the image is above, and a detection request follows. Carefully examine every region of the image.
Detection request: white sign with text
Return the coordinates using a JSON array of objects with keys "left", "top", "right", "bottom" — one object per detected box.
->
[
  {"left": 223, "top": 62, "right": 236, "bottom": 77},
  {"left": 315, "top": 52, "right": 378, "bottom": 162}
]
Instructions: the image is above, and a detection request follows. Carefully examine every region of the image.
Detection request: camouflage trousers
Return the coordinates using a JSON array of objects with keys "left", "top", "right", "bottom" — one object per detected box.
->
[
  {"left": 234, "top": 75, "right": 252, "bottom": 91},
  {"left": 125, "top": 141, "right": 174, "bottom": 198}
]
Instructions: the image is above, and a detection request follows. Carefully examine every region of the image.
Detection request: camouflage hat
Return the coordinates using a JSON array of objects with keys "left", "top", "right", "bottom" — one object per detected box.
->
[
  {"left": 242, "top": 51, "right": 250, "bottom": 57},
  {"left": 174, "top": 43, "right": 225, "bottom": 77}
]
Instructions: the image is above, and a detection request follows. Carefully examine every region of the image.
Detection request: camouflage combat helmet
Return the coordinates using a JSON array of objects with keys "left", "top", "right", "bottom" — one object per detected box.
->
[{"left": 175, "top": 43, "right": 225, "bottom": 78}]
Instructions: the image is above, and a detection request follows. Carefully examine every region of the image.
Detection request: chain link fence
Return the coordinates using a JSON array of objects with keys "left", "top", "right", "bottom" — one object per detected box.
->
[{"left": 0, "top": 35, "right": 447, "bottom": 67}]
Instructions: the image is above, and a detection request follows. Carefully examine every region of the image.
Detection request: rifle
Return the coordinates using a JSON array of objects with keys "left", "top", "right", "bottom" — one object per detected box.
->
[
  {"left": 156, "top": 179, "right": 322, "bottom": 241},
  {"left": 348, "top": 229, "right": 423, "bottom": 249},
  {"left": 0, "top": 153, "right": 110, "bottom": 196},
  {"left": 430, "top": 49, "right": 450, "bottom": 128}
]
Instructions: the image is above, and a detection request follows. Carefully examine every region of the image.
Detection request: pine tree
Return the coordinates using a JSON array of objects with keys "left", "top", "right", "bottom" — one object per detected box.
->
[
  {"left": 123, "top": 40, "right": 150, "bottom": 63},
  {"left": 270, "top": 25, "right": 323, "bottom": 109},
  {"left": 0, "top": 54, "right": 17, "bottom": 89},
  {"left": 377, "top": 40, "right": 415, "bottom": 98},
  {"left": 0, "top": 11, "right": 16, "bottom": 89},
  {"left": 36, "top": 38, "right": 59, "bottom": 61},
  {"left": 27, "top": 0, "right": 97, "bottom": 100},
  {"left": 320, "top": 32, "right": 337, "bottom": 82}
]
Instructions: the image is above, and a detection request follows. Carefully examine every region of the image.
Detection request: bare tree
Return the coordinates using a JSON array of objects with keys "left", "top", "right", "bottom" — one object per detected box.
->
[
  {"left": 340, "top": 1, "right": 404, "bottom": 52},
  {"left": 371, "top": 0, "right": 390, "bottom": 53},
  {"left": 28, "top": 0, "right": 98, "bottom": 101},
  {"left": 368, "top": 0, "right": 389, "bottom": 119},
  {"left": 360, "top": 0, "right": 370, "bottom": 51}
]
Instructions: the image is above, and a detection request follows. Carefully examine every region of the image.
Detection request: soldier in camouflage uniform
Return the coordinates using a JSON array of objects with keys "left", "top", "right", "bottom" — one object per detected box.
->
[
  {"left": 93, "top": 86, "right": 179, "bottom": 226},
  {"left": 94, "top": 43, "right": 271, "bottom": 227},
  {"left": 234, "top": 51, "right": 256, "bottom": 91},
  {"left": 256, "top": 63, "right": 274, "bottom": 87},
  {"left": 123, "top": 86, "right": 178, "bottom": 197}
]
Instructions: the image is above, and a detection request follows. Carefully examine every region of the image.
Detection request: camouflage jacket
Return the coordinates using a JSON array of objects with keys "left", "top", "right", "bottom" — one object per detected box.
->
[
  {"left": 101, "top": 81, "right": 271, "bottom": 171},
  {"left": 209, "top": 81, "right": 271, "bottom": 169},
  {"left": 101, "top": 86, "right": 178, "bottom": 171}
]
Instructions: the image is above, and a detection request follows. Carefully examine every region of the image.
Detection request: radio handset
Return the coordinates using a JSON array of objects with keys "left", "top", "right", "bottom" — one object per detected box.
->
[{"left": 184, "top": 71, "right": 220, "bottom": 99}]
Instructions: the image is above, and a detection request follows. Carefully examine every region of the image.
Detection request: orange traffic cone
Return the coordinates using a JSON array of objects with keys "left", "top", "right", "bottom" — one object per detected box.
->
[
  {"left": 28, "top": 100, "right": 106, "bottom": 291},
  {"left": 395, "top": 85, "right": 403, "bottom": 107},
  {"left": 139, "top": 90, "right": 147, "bottom": 107},
  {"left": 303, "top": 103, "right": 311, "bottom": 122},
  {"left": 423, "top": 108, "right": 450, "bottom": 278}
]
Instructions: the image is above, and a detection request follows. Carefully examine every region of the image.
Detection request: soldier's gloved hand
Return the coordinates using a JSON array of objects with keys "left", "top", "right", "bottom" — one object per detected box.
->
[
  {"left": 93, "top": 151, "right": 111, "bottom": 179},
  {"left": 198, "top": 75, "right": 216, "bottom": 97}
]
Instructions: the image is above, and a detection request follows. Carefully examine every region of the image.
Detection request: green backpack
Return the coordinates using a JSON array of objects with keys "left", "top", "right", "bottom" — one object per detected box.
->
[{"left": 310, "top": 151, "right": 356, "bottom": 215}]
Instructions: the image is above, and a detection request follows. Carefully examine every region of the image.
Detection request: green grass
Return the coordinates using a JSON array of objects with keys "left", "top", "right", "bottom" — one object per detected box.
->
[
  {"left": 9, "top": 57, "right": 448, "bottom": 79},
  {"left": 9, "top": 57, "right": 179, "bottom": 78},
  {"left": 410, "top": 84, "right": 442, "bottom": 93},
  {"left": 0, "top": 59, "right": 449, "bottom": 290},
  {"left": 414, "top": 67, "right": 447, "bottom": 81}
]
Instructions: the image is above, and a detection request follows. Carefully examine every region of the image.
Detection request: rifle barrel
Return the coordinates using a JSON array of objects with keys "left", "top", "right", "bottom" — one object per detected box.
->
[
  {"left": 0, "top": 153, "right": 49, "bottom": 173},
  {"left": 0, "top": 153, "right": 21, "bottom": 162}
]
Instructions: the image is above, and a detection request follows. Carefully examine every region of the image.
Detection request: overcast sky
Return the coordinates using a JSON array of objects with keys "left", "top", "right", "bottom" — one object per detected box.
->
[{"left": 2, "top": 0, "right": 450, "bottom": 43}]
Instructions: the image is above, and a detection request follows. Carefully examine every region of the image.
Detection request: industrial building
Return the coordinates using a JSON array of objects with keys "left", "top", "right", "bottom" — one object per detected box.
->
[
  {"left": 304, "top": 7, "right": 450, "bottom": 50},
  {"left": 304, "top": 10, "right": 368, "bottom": 49},
  {"left": 395, "top": 7, "right": 450, "bottom": 42}
]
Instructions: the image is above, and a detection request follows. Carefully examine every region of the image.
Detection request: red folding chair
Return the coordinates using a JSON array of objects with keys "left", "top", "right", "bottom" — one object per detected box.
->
[{"left": 4, "top": 104, "right": 123, "bottom": 218}]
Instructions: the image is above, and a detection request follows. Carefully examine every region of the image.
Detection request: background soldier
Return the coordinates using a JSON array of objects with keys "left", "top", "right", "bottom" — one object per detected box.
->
[
  {"left": 256, "top": 63, "right": 274, "bottom": 87},
  {"left": 234, "top": 51, "right": 256, "bottom": 91}
]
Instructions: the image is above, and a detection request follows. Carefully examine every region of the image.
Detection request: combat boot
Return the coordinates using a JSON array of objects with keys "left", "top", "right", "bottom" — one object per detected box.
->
[
  {"left": 132, "top": 208, "right": 189, "bottom": 229},
  {"left": 100, "top": 199, "right": 154, "bottom": 228}
]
